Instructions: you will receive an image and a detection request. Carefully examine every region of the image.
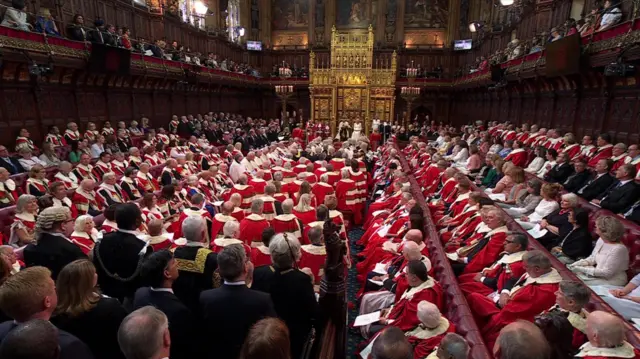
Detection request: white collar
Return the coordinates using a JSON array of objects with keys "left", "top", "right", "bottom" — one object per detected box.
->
[
  {"left": 576, "top": 342, "right": 635, "bottom": 358},
  {"left": 150, "top": 287, "right": 174, "bottom": 294},
  {"left": 224, "top": 281, "right": 246, "bottom": 286}
]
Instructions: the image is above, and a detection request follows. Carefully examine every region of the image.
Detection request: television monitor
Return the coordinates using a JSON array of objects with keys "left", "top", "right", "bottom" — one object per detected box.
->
[
  {"left": 247, "top": 41, "right": 263, "bottom": 51},
  {"left": 454, "top": 39, "right": 472, "bottom": 51}
]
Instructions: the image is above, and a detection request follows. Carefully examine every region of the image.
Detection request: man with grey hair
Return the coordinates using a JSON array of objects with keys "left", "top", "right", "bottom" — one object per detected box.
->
[
  {"left": 494, "top": 320, "right": 550, "bottom": 359},
  {"left": 173, "top": 215, "right": 219, "bottom": 314},
  {"left": 271, "top": 198, "right": 302, "bottom": 240},
  {"left": 200, "top": 244, "right": 275, "bottom": 359},
  {"left": 467, "top": 250, "right": 562, "bottom": 349},
  {"left": 230, "top": 174, "right": 255, "bottom": 213},
  {"left": 97, "top": 172, "right": 125, "bottom": 206},
  {"left": 251, "top": 234, "right": 319, "bottom": 358},
  {"left": 211, "top": 201, "right": 238, "bottom": 239},
  {"left": 118, "top": 306, "right": 171, "bottom": 359},
  {"left": 545, "top": 280, "right": 591, "bottom": 337},
  {"left": 238, "top": 198, "right": 269, "bottom": 245}
]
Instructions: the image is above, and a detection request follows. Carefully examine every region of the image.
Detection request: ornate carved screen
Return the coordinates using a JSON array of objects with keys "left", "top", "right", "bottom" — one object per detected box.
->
[{"left": 309, "top": 25, "right": 396, "bottom": 136}]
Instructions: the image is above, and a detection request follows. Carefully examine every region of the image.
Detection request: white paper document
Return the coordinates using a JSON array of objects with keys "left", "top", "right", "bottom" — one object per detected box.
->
[
  {"left": 353, "top": 311, "right": 381, "bottom": 327},
  {"left": 488, "top": 193, "right": 506, "bottom": 201},
  {"left": 372, "top": 263, "right": 387, "bottom": 275},
  {"left": 213, "top": 201, "right": 224, "bottom": 207},
  {"left": 527, "top": 224, "right": 548, "bottom": 239},
  {"left": 446, "top": 252, "right": 459, "bottom": 261},
  {"left": 368, "top": 279, "right": 384, "bottom": 286}
]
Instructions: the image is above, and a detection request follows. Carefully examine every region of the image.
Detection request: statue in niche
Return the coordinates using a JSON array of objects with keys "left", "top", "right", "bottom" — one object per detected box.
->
[{"left": 316, "top": 0, "right": 325, "bottom": 27}]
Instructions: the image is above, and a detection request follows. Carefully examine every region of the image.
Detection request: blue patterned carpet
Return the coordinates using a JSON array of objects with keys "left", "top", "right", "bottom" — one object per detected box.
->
[{"left": 347, "top": 227, "right": 365, "bottom": 359}]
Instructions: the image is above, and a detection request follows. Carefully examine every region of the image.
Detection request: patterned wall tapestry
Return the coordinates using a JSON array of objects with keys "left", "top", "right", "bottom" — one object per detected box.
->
[
  {"left": 404, "top": 0, "right": 449, "bottom": 28},
  {"left": 273, "top": 0, "right": 310, "bottom": 30}
]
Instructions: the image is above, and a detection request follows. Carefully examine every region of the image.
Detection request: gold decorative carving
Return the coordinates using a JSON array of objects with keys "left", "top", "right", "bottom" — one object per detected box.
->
[{"left": 309, "top": 25, "right": 396, "bottom": 135}]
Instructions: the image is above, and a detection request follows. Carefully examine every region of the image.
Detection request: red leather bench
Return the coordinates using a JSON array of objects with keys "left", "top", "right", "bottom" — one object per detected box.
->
[{"left": 396, "top": 145, "right": 492, "bottom": 359}]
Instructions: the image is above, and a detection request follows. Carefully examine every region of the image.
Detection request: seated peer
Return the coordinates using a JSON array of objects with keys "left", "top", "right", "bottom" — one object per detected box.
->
[
  {"left": 592, "top": 164, "right": 640, "bottom": 214},
  {"left": 0, "top": 267, "right": 95, "bottom": 359},
  {"left": 575, "top": 311, "right": 640, "bottom": 359},
  {"left": 457, "top": 232, "right": 528, "bottom": 298},
  {"left": 544, "top": 152, "right": 574, "bottom": 184},
  {"left": 568, "top": 215, "right": 629, "bottom": 286},
  {"left": 543, "top": 280, "right": 592, "bottom": 350},
  {"left": 562, "top": 159, "right": 591, "bottom": 193},
  {"left": 576, "top": 158, "right": 615, "bottom": 201},
  {"left": 536, "top": 148, "right": 558, "bottom": 178},
  {"left": 549, "top": 208, "right": 594, "bottom": 264},
  {"left": 469, "top": 250, "right": 563, "bottom": 350},
  {"left": 493, "top": 321, "right": 551, "bottom": 359}
]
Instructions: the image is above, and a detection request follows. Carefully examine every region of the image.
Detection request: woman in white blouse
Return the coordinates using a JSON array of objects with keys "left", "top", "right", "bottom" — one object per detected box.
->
[
  {"left": 525, "top": 146, "right": 547, "bottom": 174},
  {"left": 536, "top": 148, "right": 558, "bottom": 178},
  {"left": 516, "top": 183, "right": 562, "bottom": 229},
  {"left": 90, "top": 135, "right": 107, "bottom": 159},
  {"left": 569, "top": 215, "right": 629, "bottom": 286},
  {"left": 450, "top": 141, "right": 470, "bottom": 168}
]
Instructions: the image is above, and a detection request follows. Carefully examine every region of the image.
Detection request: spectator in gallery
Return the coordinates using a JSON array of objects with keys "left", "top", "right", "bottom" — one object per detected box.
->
[
  {"left": 35, "top": 8, "right": 60, "bottom": 36},
  {"left": 121, "top": 27, "right": 132, "bottom": 50},
  {"left": 67, "top": 14, "right": 88, "bottom": 42},
  {"left": 18, "top": 149, "right": 47, "bottom": 171},
  {"left": 598, "top": 0, "right": 622, "bottom": 32},
  {"left": 549, "top": 27, "right": 563, "bottom": 42},
  {"left": 0, "top": 0, "right": 32, "bottom": 32},
  {"left": 565, "top": 18, "right": 578, "bottom": 36}
]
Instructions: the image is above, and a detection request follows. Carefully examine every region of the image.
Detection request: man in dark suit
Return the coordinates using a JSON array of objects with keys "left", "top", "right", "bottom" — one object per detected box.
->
[
  {"left": 544, "top": 152, "right": 575, "bottom": 184},
  {"left": 0, "top": 267, "right": 95, "bottom": 359},
  {"left": 593, "top": 164, "right": 640, "bottom": 214},
  {"left": 199, "top": 244, "right": 276, "bottom": 359},
  {"left": 173, "top": 216, "right": 218, "bottom": 314},
  {"left": 0, "top": 146, "right": 25, "bottom": 175},
  {"left": 577, "top": 159, "right": 615, "bottom": 201},
  {"left": 625, "top": 200, "right": 640, "bottom": 225},
  {"left": 134, "top": 250, "right": 195, "bottom": 359},
  {"left": 0, "top": 319, "right": 60, "bottom": 359},
  {"left": 93, "top": 203, "right": 153, "bottom": 303},
  {"left": 563, "top": 160, "right": 591, "bottom": 193}
]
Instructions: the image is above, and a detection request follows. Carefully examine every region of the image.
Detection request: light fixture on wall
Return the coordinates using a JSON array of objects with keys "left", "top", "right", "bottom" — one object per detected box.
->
[
  {"left": 500, "top": 0, "right": 515, "bottom": 6},
  {"left": 194, "top": 1, "right": 208, "bottom": 15},
  {"left": 469, "top": 21, "right": 484, "bottom": 33}
]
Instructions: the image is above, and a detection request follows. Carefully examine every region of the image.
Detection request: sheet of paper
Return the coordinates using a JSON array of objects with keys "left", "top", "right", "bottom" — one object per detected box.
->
[
  {"left": 360, "top": 333, "right": 381, "bottom": 359},
  {"left": 212, "top": 201, "right": 224, "bottom": 207},
  {"left": 489, "top": 193, "right": 506, "bottom": 201},
  {"left": 368, "top": 279, "right": 384, "bottom": 286},
  {"left": 372, "top": 263, "right": 387, "bottom": 275},
  {"left": 353, "top": 311, "right": 381, "bottom": 327},
  {"left": 445, "top": 252, "right": 459, "bottom": 261},
  {"left": 527, "top": 224, "right": 548, "bottom": 239},
  {"left": 376, "top": 224, "right": 391, "bottom": 237}
]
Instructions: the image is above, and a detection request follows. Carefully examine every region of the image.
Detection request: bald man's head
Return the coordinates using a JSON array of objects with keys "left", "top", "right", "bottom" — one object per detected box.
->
[
  {"left": 405, "top": 229, "right": 423, "bottom": 244},
  {"left": 586, "top": 311, "right": 626, "bottom": 348},
  {"left": 495, "top": 320, "right": 550, "bottom": 359},
  {"left": 371, "top": 327, "right": 413, "bottom": 359},
  {"left": 437, "top": 333, "right": 469, "bottom": 359},
  {"left": 221, "top": 201, "right": 234, "bottom": 214},
  {"left": 402, "top": 241, "right": 421, "bottom": 260}
]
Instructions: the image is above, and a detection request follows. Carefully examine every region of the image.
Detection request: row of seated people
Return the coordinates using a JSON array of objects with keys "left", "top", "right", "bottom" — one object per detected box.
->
[
  {"left": 401, "top": 137, "right": 640, "bottom": 353},
  {"left": 346, "top": 140, "right": 640, "bottom": 359},
  {"left": 0, "top": 132, "right": 374, "bottom": 359}
]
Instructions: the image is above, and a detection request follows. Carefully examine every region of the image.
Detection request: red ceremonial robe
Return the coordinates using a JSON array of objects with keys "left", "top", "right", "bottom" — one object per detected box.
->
[
  {"left": 71, "top": 189, "right": 103, "bottom": 217},
  {"left": 335, "top": 178, "right": 359, "bottom": 214},
  {"left": 231, "top": 207, "right": 246, "bottom": 222},
  {"left": 588, "top": 145, "right": 614, "bottom": 168},
  {"left": 261, "top": 196, "right": 278, "bottom": 221},
  {"left": 210, "top": 214, "right": 237, "bottom": 239},
  {"left": 239, "top": 214, "right": 270, "bottom": 245},
  {"left": 365, "top": 191, "right": 403, "bottom": 226},
  {"left": 461, "top": 226, "right": 509, "bottom": 274},
  {"left": 299, "top": 244, "right": 326, "bottom": 284},
  {"left": 386, "top": 279, "right": 445, "bottom": 331},
  {"left": 563, "top": 144, "right": 582, "bottom": 161},
  {"left": 250, "top": 245, "right": 271, "bottom": 267},
  {"left": 469, "top": 269, "right": 563, "bottom": 349},
  {"left": 406, "top": 319, "right": 456, "bottom": 359},
  {"left": 458, "top": 250, "right": 526, "bottom": 297},
  {"left": 271, "top": 214, "right": 303, "bottom": 239},
  {"left": 329, "top": 158, "right": 346, "bottom": 171},
  {"left": 248, "top": 178, "right": 267, "bottom": 195},
  {"left": 292, "top": 208, "right": 317, "bottom": 226},
  {"left": 0, "top": 180, "right": 19, "bottom": 207},
  {"left": 229, "top": 184, "right": 256, "bottom": 212},
  {"left": 311, "top": 182, "right": 334, "bottom": 208},
  {"left": 70, "top": 231, "right": 96, "bottom": 255},
  {"left": 172, "top": 207, "right": 212, "bottom": 238},
  {"left": 504, "top": 149, "right": 528, "bottom": 167}
]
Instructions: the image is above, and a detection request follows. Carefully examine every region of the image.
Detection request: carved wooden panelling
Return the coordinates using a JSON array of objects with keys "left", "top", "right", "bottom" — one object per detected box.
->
[
  {"left": 608, "top": 96, "right": 639, "bottom": 144},
  {"left": 155, "top": 94, "right": 172, "bottom": 117}
]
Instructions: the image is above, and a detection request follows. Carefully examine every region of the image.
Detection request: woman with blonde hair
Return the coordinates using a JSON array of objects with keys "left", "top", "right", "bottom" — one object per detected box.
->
[
  {"left": 485, "top": 161, "right": 516, "bottom": 197},
  {"left": 569, "top": 216, "right": 629, "bottom": 286},
  {"left": 22, "top": 206, "right": 84, "bottom": 279},
  {"left": 494, "top": 166, "right": 527, "bottom": 204},
  {"left": 293, "top": 194, "right": 316, "bottom": 225},
  {"left": 70, "top": 215, "right": 99, "bottom": 255},
  {"left": 26, "top": 164, "right": 49, "bottom": 197},
  {"left": 9, "top": 194, "right": 38, "bottom": 246},
  {"left": 52, "top": 259, "right": 127, "bottom": 359},
  {"left": 516, "top": 183, "right": 562, "bottom": 230},
  {"left": 294, "top": 181, "right": 317, "bottom": 206}
]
